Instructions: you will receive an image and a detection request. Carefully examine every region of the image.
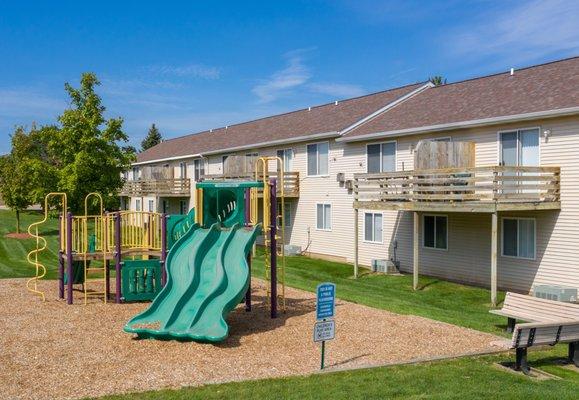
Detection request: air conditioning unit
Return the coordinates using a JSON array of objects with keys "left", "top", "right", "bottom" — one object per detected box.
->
[
  {"left": 533, "top": 285, "right": 577, "bottom": 303},
  {"left": 284, "top": 245, "right": 302, "bottom": 256},
  {"left": 371, "top": 259, "right": 400, "bottom": 274}
]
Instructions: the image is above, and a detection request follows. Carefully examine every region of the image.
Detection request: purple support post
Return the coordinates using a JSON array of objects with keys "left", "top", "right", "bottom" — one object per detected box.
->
[
  {"left": 270, "top": 178, "right": 278, "bottom": 319},
  {"left": 66, "top": 212, "right": 73, "bottom": 305},
  {"left": 114, "top": 212, "right": 122, "bottom": 303},
  {"left": 58, "top": 213, "right": 64, "bottom": 299},
  {"left": 245, "top": 253, "right": 252, "bottom": 312},
  {"left": 244, "top": 187, "right": 252, "bottom": 311},
  {"left": 161, "top": 213, "right": 167, "bottom": 286},
  {"left": 105, "top": 260, "right": 110, "bottom": 300}
]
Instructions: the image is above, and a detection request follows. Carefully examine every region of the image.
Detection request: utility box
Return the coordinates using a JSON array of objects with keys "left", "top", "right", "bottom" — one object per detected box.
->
[
  {"left": 371, "top": 259, "right": 400, "bottom": 274},
  {"left": 284, "top": 244, "right": 302, "bottom": 256},
  {"left": 533, "top": 285, "right": 577, "bottom": 303}
]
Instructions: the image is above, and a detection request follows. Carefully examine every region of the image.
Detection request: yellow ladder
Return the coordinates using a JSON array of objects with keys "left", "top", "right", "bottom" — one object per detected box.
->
[{"left": 82, "top": 193, "right": 108, "bottom": 304}]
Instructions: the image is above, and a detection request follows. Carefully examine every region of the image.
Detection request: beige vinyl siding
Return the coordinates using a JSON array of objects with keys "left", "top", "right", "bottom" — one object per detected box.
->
[
  {"left": 349, "top": 116, "right": 579, "bottom": 292},
  {"left": 125, "top": 115, "right": 579, "bottom": 293}
]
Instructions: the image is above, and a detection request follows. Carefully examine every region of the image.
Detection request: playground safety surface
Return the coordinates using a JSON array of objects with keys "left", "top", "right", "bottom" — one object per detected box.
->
[{"left": 1, "top": 278, "right": 501, "bottom": 400}]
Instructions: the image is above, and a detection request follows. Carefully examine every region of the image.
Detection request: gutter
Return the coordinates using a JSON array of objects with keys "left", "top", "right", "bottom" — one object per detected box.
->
[
  {"left": 337, "top": 106, "right": 579, "bottom": 143},
  {"left": 133, "top": 130, "right": 340, "bottom": 166}
]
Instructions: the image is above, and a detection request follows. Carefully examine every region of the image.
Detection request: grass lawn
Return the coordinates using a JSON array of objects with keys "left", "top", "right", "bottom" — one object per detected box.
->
[
  {"left": 251, "top": 251, "right": 507, "bottom": 336},
  {"left": 96, "top": 348, "right": 578, "bottom": 400},
  {"left": 0, "top": 210, "right": 60, "bottom": 279}
]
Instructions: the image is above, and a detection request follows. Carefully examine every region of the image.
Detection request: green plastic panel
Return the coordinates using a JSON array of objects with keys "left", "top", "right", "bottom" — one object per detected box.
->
[{"left": 121, "top": 259, "right": 163, "bottom": 302}]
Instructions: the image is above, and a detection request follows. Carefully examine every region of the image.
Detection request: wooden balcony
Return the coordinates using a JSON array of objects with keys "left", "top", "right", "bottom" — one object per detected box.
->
[
  {"left": 202, "top": 171, "right": 300, "bottom": 198},
  {"left": 353, "top": 166, "right": 561, "bottom": 213},
  {"left": 120, "top": 178, "right": 191, "bottom": 197}
]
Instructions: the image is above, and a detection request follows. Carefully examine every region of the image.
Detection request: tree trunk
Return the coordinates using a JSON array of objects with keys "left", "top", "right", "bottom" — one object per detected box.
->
[{"left": 15, "top": 209, "right": 20, "bottom": 234}]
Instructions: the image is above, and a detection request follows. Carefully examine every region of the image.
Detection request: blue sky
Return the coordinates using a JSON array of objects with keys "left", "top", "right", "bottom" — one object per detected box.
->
[{"left": 1, "top": 0, "right": 579, "bottom": 153}]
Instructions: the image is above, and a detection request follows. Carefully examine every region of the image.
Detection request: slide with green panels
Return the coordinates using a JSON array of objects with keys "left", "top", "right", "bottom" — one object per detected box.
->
[{"left": 123, "top": 221, "right": 260, "bottom": 342}]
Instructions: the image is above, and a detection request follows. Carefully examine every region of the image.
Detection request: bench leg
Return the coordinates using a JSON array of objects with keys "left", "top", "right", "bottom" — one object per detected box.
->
[
  {"left": 569, "top": 342, "right": 579, "bottom": 367},
  {"left": 515, "top": 348, "right": 531, "bottom": 375},
  {"left": 507, "top": 317, "right": 516, "bottom": 334}
]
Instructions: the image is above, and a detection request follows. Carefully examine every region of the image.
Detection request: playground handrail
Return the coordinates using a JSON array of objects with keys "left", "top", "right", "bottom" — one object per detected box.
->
[{"left": 26, "top": 192, "right": 68, "bottom": 301}]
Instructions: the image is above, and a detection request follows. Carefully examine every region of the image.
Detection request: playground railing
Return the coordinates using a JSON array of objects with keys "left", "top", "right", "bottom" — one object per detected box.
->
[{"left": 108, "top": 211, "right": 163, "bottom": 251}]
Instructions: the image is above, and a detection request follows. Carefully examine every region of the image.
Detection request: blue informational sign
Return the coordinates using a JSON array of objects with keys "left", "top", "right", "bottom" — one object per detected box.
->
[{"left": 316, "top": 282, "right": 336, "bottom": 320}]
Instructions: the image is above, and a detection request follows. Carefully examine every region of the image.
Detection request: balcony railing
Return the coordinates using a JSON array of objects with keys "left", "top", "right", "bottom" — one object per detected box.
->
[
  {"left": 202, "top": 171, "right": 300, "bottom": 197},
  {"left": 120, "top": 178, "right": 191, "bottom": 197},
  {"left": 353, "top": 166, "right": 560, "bottom": 211}
]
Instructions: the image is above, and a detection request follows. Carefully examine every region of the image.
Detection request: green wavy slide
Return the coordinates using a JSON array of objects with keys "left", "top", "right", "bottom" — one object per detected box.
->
[{"left": 124, "top": 222, "right": 260, "bottom": 342}]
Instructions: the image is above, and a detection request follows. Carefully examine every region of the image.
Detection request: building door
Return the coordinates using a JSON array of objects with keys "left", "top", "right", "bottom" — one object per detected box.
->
[{"left": 500, "top": 128, "right": 540, "bottom": 195}]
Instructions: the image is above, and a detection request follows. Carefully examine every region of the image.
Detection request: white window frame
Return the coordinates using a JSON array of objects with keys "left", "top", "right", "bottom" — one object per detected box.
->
[
  {"left": 276, "top": 148, "right": 294, "bottom": 172},
  {"left": 281, "top": 202, "right": 292, "bottom": 227},
  {"left": 135, "top": 199, "right": 141, "bottom": 212},
  {"left": 366, "top": 140, "right": 397, "bottom": 173},
  {"left": 221, "top": 154, "right": 232, "bottom": 172},
  {"left": 497, "top": 126, "right": 541, "bottom": 166},
  {"left": 194, "top": 159, "right": 205, "bottom": 181},
  {"left": 162, "top": 199, "right": 169, "bottom": 214},
  {"left": 363, "top": 211, "right": 383, "bottom": 244},
  {"left": 501, "top": 217, "right": 536, "bottom": 260},
  {"left": 148, "top": 199, "right": 154, "bottom": 212},
  {"left": 307, "top": 141, "right": 330, "bottom": 177},
  {"left": 179, "top": 162, "right": 187, "bottom": 179},
  {"left": 422, "top": 214, "right": 448, "bottom": 251},
  {"left": 315, "top": 202, "right": 332, "bottom": 231}
]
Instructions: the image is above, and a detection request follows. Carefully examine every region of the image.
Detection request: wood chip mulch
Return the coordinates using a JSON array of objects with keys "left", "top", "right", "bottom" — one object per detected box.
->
[{"left": 0, "top": 278, "right": 502, "bottom": 400}]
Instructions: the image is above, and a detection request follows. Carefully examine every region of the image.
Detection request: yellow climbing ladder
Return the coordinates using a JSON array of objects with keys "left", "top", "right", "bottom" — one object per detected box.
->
[
  {"left": 81, "top": 193, "right": 108, "bottom": 304},
  {"left": 26, "top": 193, "right": 67, "bottom": 301}
]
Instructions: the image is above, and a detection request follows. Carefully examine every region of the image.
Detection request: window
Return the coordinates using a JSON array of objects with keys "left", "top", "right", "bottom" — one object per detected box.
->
[
  {"left": 307, "top": 142, "right": 329, "bottom": 176},
  {"left": 500, "top": 128, "right": 540, "bottom": 166},
  {"left": 364, "top": 212, "right": 383, "bottom": 243},
  {"left": 162, "top": 200, "right": 169, "bottom": 214},
  {"left": 430, "top": 137, "right": 452, "bottom": 142},
  {"left": 148, "top": 200, "right": 154, "bottom": 212},
  {"left": 132, "top": 167, "right": 140, "bottom": 180},
  {"left": 423, "top": 215, "right": 447, "bottom": 250},
  {"left": 179, "top": 200, "right": 187, "bottom": 215},
  {"left": 316, "top": 203, "right": 331, "bottom": 230},
  {"left": 135, "top": 199, "right": 141, "bottom": 212},
  {"left": 502, "top": 218, "right": 535, "bottom": 259},
  {"left": 194, "top": 159, "right": 205, "bottom": 181},
  {"left": 281, "top": 202, "right": 292, "bottom": 227},
  {"left": 179, "top": 162, "right": 187, "bottom": 179},
  {"left": 367, "top": 142, "right": 396, "bottom": 173},
  {"left": 276, "top": 148, "right": 294, "bottom": 171},
  {"left": 122, "top": 170, "right": 129, "bottom": 181}
]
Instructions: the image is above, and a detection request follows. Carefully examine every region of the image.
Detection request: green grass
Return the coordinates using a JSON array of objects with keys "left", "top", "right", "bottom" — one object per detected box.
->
[
  {"left": 0, "top": 210, "right": 60, "bottom": 279},
  {"left": 96, "top": 348, "right": 578, "bottom": 400},
  {"left": 251, "top": 251, "right": 507, "bottom": 335}
]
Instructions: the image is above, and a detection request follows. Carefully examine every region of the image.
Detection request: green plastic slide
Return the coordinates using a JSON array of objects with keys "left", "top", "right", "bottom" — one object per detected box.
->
[{"left": 123, "top": 222, "right": 260, "bottom": 342}]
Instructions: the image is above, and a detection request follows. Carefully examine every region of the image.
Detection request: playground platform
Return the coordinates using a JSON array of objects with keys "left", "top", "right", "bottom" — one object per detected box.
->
[{"left": 1, "top": 278, "right": 501, "bottom": 400}]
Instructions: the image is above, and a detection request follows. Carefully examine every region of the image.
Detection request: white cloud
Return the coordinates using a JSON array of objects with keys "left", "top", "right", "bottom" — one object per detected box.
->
[
  {"left": 145, "top": 63, "right": 221, "bottom": 79},
  {"left": 448, "top": 0, "right": 579, "bottom": 64},
  {"left": 252, "top": 49, "right": 313, "bottom": 103},
  {"left": 307, "top": 82, "right": 366, "bottom": 98}
]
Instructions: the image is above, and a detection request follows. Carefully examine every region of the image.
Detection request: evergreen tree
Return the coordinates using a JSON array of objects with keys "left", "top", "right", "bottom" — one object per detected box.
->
[{"left": 141, "top": 123, "right": 163, "bottom": 151}]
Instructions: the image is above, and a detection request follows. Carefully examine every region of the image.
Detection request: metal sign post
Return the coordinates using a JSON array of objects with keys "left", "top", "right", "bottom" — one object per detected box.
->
[{"left": 315, "top": 282, "right": 336, "bottom": 369}]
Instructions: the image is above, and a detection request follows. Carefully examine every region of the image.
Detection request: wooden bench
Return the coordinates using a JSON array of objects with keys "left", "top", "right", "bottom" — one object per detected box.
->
[
  {"left": 490, "top": 292, "right": 579, "bottom": 333},
  {"left": 509, "top": 320, "right": 579, "bottom": 374}
]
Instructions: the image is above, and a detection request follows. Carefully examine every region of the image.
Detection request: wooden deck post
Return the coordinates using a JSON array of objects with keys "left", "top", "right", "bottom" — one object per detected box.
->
[
  {"left": 354, "top": 208, "right": 359, "bottom": 278},
  {"left": 491, "top": 212, "right": 498, "bottom": 307},
  {"left": 413, "top": 211, "right": 419, "bottom": 290}
]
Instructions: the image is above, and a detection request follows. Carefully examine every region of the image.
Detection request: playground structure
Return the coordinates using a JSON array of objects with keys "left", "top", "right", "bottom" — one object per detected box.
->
[
  {"left": 124, "top": 156, "right": 287, "bottom": 341},
  {"left": 27, "top": 192, "right": 167, "bottom": 305},
  {"left": 26, "top": 157, "right": 287, "bottom": 341}
]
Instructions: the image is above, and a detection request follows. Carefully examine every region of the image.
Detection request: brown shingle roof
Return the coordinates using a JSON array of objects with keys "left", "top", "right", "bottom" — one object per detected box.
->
[
  {"left": 136, "top": 83, "right": 425, "bottom": 163},
  {"left": 344, "top": 56, "right": 579, "bottom": 139}
]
